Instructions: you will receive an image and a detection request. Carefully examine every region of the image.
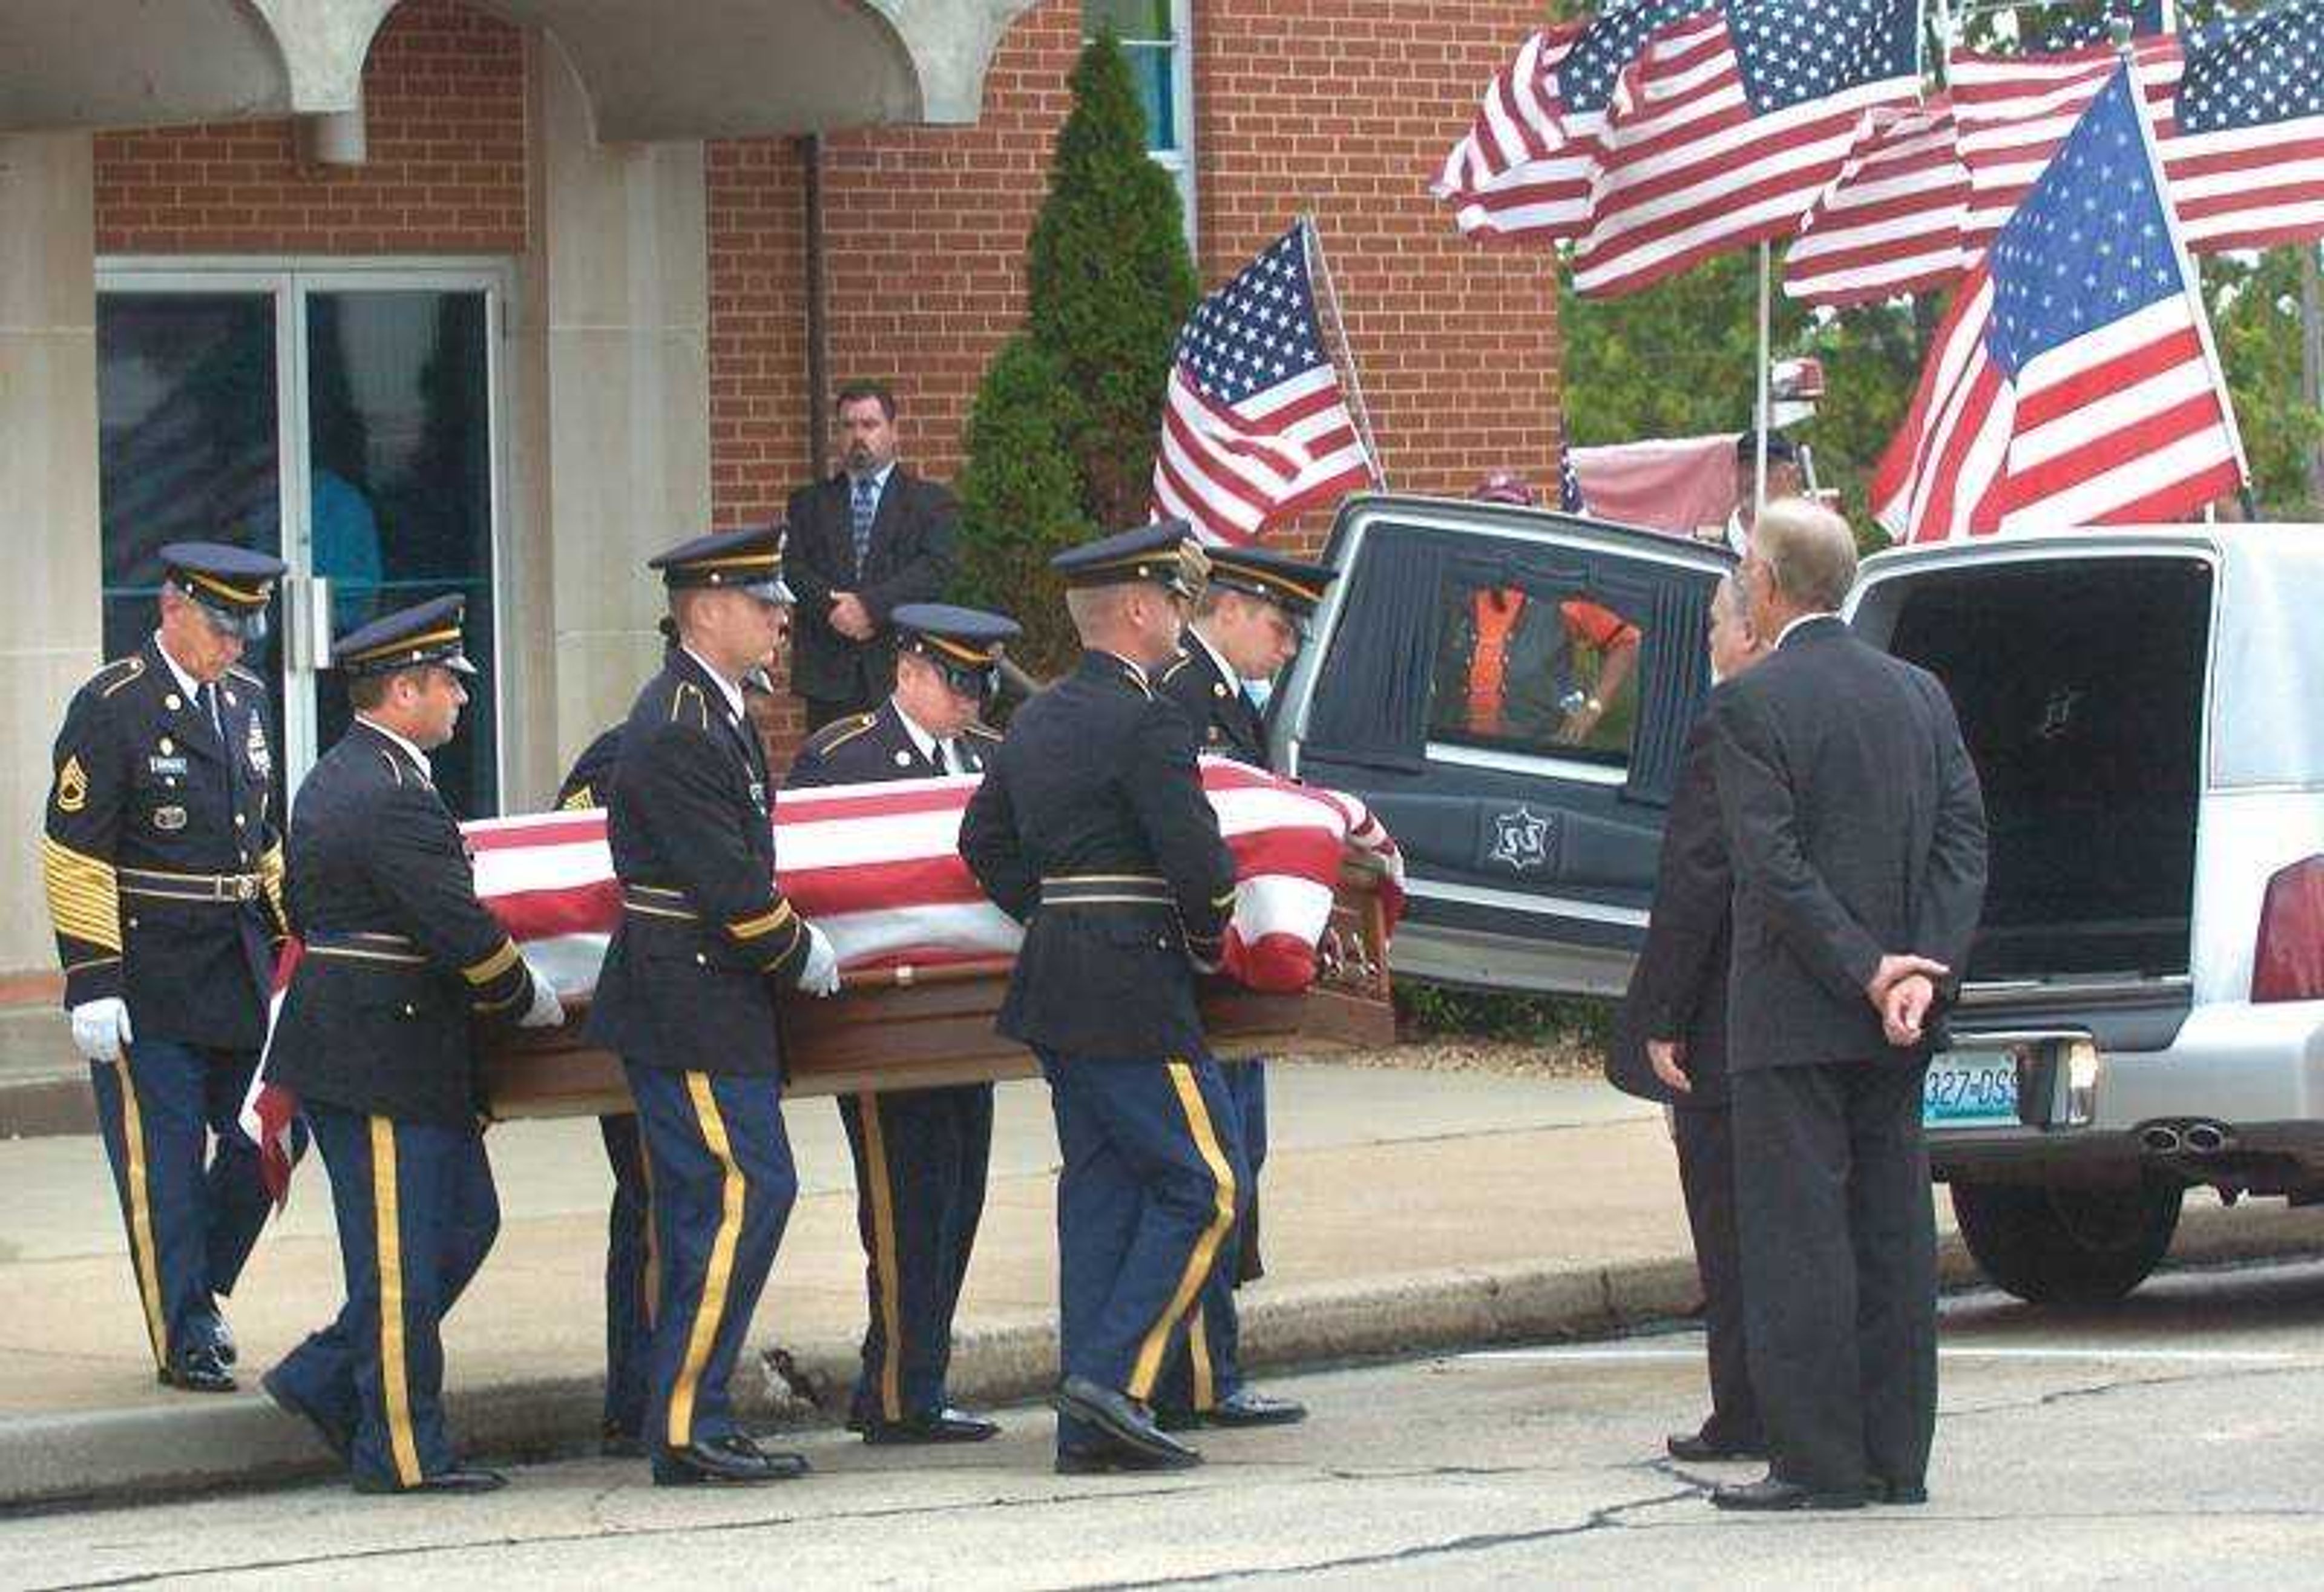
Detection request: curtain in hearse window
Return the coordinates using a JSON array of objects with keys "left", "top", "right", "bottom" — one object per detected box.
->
[{"left": 1302, "top": 522, "right": 1713, "bottom": 803}]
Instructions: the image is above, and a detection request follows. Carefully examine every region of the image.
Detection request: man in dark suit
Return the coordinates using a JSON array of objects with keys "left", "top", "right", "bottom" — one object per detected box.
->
[
  {"left": 261, "top": 596, "right": 565, "bottom": 1494},
  {"left": 586, "top": 525, "right": 842, "bottom": 1488},
  {"left": 784, "top": 381, "right": 960, "bottom": 729},
  {"left": 1150, "top": 545, "right": 1336, "bottom": 1434},
  {"left": 959, "top": 522, "right": 1246, "bottom": 1476},
  {"left": 1703, "top": 501, "right": 1986, "bottom": 1513},
  {"left": 786, "top": 603, "right": 1016, "bottom": 1447},
  {"left": 1608, "top": 572, "right": 1768, "bottom": 1466}
]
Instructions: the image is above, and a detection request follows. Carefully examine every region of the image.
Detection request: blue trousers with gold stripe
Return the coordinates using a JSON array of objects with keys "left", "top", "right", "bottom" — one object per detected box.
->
[
  {"left": 272, "top": 1104, "right": 497, "bottom": 1488},
  {"left": 599, "top": 1112, "right": 655, "bottom": 1441},
  {"left": 838, "top": 1082, "right": 993, "bottom": 1425},
  {"left": 1155, "top": 1057, "right": 1269, "bottom": 1414},
  {"left": 625, "top": 1064, "right": 796, "bottom": 1452},
  {"left": 1038, "top": 1050, "right": 1247, "bottom": 1456},
  {"left": 88, "top": 1040, "right": 278, "bottom": 1369}
]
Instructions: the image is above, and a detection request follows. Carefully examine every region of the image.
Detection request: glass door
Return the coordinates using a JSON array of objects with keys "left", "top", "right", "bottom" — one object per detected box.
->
[{"left": 96, "top": 268, "right": 506, "bottom": 818}]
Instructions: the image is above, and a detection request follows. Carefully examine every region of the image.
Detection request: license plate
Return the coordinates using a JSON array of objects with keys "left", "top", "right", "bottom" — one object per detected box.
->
[{"left": 1923, "top": 1051, "right": 2020, "bottom": 1128}]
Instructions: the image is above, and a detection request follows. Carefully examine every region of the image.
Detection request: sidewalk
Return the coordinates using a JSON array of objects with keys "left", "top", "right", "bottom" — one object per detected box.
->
[{"left": 3, "top": 1057, "right": 2316, "bottom": 1509}]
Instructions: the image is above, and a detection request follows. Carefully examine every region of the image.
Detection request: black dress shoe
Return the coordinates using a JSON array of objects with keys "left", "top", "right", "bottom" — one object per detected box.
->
[
  {"left": 652, "top": 1434, "right": 812, "bottom": 1486},
  {"left": 158, "top": 1344, "right": 236, "bottom": 1394},
  {"left": 353, "top": 1464, "right": 507, "bottom": 1496},
  {"left": 1054, "top": 1438, "right": 1203, "bottom": 1475},
  {"left": 197, "top": 1313, "right": 237, "bottom": 1367},
  {"left": 1205, "top": 1389, "right": 1306, "bottom": 1427},
  {"left": 1666, "top": 1430, "right": 1767, "bottom": 1462},
  {"left": 1053, "top": 1376, "right": 1200, "bottom": 1467},
  {"left": 261, "top": 1367, "right": 352, "bottom": 1460},
  {"left": 1710, "top": 1475, "right": 1867, "bottom": 1512},
  {"left": 861, "top": 1407, "right": 1002, "bottom": 1445},
  {"left": 1869, "top": 1476, "right": 1929, "bottom": 1505}
]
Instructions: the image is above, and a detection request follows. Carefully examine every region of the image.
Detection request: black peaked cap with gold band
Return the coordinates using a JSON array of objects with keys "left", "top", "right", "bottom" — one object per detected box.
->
[
  {"left": 1200, "top": 545, "right": 1338, "bottom": 622},
  {"left": 1049, "top": 519, "right": 1210, "bottom": 602},
  {"left": 160, "top": 541, "right": 286, "bottom": 643},
  {"left": 332, "top": 594, "right": 478, "bottom": 678},
  {"left": 891, "top": 602, "right": 1020, "bottom": 700},
  {"left": 649, "top": 523, "right": 795, "bottom": 604}
]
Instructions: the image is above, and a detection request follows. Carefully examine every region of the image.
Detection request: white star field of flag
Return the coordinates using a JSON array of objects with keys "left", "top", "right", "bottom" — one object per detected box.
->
[{"left": 1176, "top": 230, "right": 1330, "bottom": 406}]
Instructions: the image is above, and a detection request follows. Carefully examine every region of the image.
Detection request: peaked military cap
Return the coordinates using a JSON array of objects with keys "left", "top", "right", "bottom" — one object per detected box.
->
[
  {"left": 333, "top": 594, "right": 478, "bottom": 677},
  {"left": 1049, "top": 519, "right": 1210, "bottom": 602},
  {"left": 648, "top": 524, "right": 795, "bottom": 604},
  {"left": 1201, "top": 545, "right": 1338, "bottom": 620},
  {"left": 160, "top": 541, "right": 287, "bottom": 642},
  {"left": 893, "top": 602, "right": 1021, "bottom": 699}
]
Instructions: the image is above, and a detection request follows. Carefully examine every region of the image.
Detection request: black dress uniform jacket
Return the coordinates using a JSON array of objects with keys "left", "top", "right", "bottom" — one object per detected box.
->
[
  {"left": 1609, "top": 717, "right": 1736, "bottom": 1108},
  {"left": 1156, "top": 640, "right": 1266, "bottom": 766},
  {"left": 784, "top": 699, "right": 995, "bottom": 787},
  {"left": 267, "top": 722, "right": 538, "bottom": 1127},
  {"left": 784, "top": 469, "right": 960, "bottom": 708},
  {"left": 42, "top": 639, "right": 288, "bottom": 1050},
  {"left": 555, "top": 726, "right": 624, "bottom": 811},
  {"left": 959, "top": 651, "right": 1237, "bottom": 1062},
  {"left": 585, "top": 650, "right": 812, "bottom": 1076},
  {"left": 1709, "top": 617, "right": 1988, "bottom": 1072}
]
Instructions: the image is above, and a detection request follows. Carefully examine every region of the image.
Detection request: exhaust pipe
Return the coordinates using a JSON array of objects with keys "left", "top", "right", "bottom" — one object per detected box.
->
[
  {"left": 2183, "top": 1121, "right": 2233, "bottom": 1154},
  {"left": 2140, "top": 1123, "right": 2184, "bottom": 1154}
]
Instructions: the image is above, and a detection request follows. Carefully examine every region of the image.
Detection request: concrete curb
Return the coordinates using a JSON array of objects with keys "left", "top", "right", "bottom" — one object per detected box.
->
[{"left": 4, "top": 1197, "right": 2314, "bottom": 1513}]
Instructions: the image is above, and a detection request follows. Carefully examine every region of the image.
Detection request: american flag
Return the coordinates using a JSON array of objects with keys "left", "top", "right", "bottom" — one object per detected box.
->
[
  {"left": 1871, "top": 63, "right": 2245, "bottom": 542},
  {"left": 1431, "top": 5, "right": 1700, "bottom": 243},
  {"left": 2030, "top": 0, "right": 2165, "bottom": 51},
  {"left": 243, "top": 759, "right": 1405, "bottom": 1203},
  {"left": 1571, "top": 0, "right": 1925, "bottom": 298},
  {"left": 1150, "top": 225, "right": 1376, "bottom": 546},
  {"left": 1954, "top": 2, "right": 2324, "bottom": 257},
  {"left": 1784, "top": 97, "right": 1969, "bottom": 306}
]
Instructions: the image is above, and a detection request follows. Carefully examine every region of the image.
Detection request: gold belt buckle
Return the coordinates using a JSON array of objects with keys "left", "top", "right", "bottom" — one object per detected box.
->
[{"left": 232, "top": 875, "right": 258, "bottom": 903}]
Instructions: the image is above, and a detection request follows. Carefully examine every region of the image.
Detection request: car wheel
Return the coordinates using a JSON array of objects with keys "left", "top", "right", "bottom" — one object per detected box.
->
[{"left": 1951, "top": 1180, "right": 2184, "bottom": 1306}]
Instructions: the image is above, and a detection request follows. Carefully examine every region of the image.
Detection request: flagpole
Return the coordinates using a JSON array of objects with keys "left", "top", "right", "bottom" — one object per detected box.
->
[
  {"left": 2116, "top": 39, "right": 2253, "bottom": 512},
  {"left": 1754, "top": 239, "right": 1773, "bottom": 521},
  {"left": 1301, "top": 213, "right": 1388, "bottom": 490}
]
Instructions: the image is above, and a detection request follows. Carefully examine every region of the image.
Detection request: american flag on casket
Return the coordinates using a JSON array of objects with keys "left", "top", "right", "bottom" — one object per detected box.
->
[{"left": 242, "top": 758, "right": 1403, "bottom": 1202}]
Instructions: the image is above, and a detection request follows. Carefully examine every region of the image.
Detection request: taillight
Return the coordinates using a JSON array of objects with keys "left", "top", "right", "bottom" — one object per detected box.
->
[{"left": 2253, "top": 855, "right": 2324, "bottom": 1002}]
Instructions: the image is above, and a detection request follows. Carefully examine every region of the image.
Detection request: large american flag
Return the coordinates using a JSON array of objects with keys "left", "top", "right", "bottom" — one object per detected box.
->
[
  {"left": 1149, "top": 225, "right": 1376, "bottom": 546},
  {"left": 1571, "top": 0, "right": 1925, "bottom": 298},
  {"left": 1871, "top": 63, "right": 2245, "bottom": 542},
  {"left": 1954, "top": 1, "right": 2324, "bottom": 257},
  {"left": 1784, "top": 97, "right": 1968, "bottom": 306},
  {"left": 243, "top": 760, "right": 1405, "bottom": 1202},
  {"left": 1430, "top": 5, "right": 1701, "bottom": 243}
]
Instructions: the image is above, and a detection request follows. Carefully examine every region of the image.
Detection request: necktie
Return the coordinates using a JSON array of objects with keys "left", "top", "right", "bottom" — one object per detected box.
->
[
  {"left": 200, "top": 682, "right": 223, "bottom": 742},
  {"left": 936, "top": 738, "right": 956, "bottom": 776},
  {"left": 850, "top": 475, "right": 878, "bottom": 571}
]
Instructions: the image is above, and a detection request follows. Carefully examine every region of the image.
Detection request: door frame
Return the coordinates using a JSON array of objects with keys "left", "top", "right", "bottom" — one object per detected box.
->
[{"left": 95, "top": 256, "right": 516, "bottom": 809}]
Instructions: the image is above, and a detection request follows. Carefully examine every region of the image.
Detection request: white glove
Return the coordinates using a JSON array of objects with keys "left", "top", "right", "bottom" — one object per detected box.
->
[
  {"left": 796, "top": 923, "right": 842, "bottom": 998},
  {"left": 517, "top": 961, "right": 566, "bottom": 1028},
  {"left": 70, "top": 997, "right": 134, "bottom": 1064}
]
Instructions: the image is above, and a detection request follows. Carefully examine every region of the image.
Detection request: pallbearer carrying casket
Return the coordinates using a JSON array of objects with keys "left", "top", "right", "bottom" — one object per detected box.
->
[
  {"left": 585, "top": 525, "right": 842, "bottom": 1487},
  {"left": 787, "top": 602, "right": 1017, "bottom": 1446},
  {"left": 959, "top": 521, "right": 1248, "bottom": 1475},
  {"left": 261, "top": 596, "right": 565, "bottom": 1495}
]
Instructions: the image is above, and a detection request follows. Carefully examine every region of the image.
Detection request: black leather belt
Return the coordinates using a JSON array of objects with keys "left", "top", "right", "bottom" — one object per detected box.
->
[
  {"left": 305, "top": 930, "right": 425, "bottom": 966},
  {"left": 119, "top": 866, "right": 263, "bottom": 904},
  {"left": 1039, "top": 874, "right": 1173, "bottom": 908},
  {"left": 621, "top": 884, "right": 699, "bottom": 921}
]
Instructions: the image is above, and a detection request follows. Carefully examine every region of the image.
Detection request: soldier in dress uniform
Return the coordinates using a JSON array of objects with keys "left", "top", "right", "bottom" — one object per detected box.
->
[
  {"left": 959, "top": 521, "right": 1248, "bottom": 1475},
  {"left": 42, "top": 542, "right": 294, "bottom": 1395},
  {"left": 786, "top": 602, "right": 1018, "bottom": 1446},
  {"left": 585, "top": 525, "right": 843, "bottom": 1487},
  {"left": 1149, "top": 545, "right": 1336, "bottom": 1435},
  {"left": 260, "top": 596, "right": 566, "bottom": 1495}
]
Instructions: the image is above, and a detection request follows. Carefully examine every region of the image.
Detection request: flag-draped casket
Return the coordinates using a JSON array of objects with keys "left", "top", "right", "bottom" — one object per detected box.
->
[{"left": 284, "top": 760, "right": 1401, "bottom": 1127}]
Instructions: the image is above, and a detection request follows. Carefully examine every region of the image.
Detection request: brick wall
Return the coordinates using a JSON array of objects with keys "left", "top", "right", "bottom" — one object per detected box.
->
[{"left": 93, "top": 0, "right": 526, "bottom": 255}]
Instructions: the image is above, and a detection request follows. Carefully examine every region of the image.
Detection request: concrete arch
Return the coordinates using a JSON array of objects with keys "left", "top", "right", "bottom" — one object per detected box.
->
[{"left": 0, "top": 0, "right": 292, "bottom": 133}]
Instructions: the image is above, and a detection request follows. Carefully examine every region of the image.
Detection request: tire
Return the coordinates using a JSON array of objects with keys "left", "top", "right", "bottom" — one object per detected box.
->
[{"left": 1951, "top": 1180, "right": 2184, "bottom": 1305}]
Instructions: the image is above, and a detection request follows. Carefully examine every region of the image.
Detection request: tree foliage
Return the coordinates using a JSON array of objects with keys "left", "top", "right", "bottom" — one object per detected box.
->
[{"left": 956, "top": 30, "right": 1199, "bottom": 677}]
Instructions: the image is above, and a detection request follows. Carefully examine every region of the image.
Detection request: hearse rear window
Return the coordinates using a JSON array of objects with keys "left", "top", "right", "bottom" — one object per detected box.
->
[{"left": 1428, "top": 574, "right": 1642, "bottom": 768}]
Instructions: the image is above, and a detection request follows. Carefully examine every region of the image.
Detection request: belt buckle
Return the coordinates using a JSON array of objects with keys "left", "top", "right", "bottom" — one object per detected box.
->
[{"left": 232, "top": 876, "right": 258, "bottom": 903}]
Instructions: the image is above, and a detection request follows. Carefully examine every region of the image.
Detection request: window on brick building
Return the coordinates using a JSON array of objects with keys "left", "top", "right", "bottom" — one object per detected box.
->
[{"left": 1084, "top": 0, "right": 1196, "bottom": 244}]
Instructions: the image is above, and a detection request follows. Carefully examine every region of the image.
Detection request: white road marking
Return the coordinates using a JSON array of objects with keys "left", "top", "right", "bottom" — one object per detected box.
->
[{"left": 1462, "top": 1344, "right": 2309, "bottom": 1366}]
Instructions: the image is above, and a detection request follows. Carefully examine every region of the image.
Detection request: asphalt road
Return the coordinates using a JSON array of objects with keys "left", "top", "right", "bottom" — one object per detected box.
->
[{"left": 11, "top": 1258, "right": 2324, "bottom": 1590}]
